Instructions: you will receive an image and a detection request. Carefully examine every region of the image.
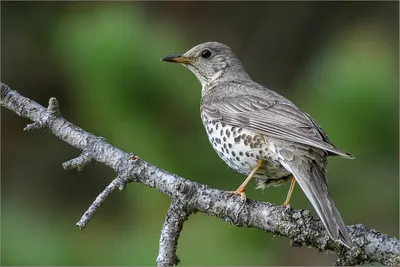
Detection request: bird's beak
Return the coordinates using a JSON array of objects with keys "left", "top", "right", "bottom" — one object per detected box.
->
[{"left": 161, "top": 54, "right": 193, "bottom": 64}]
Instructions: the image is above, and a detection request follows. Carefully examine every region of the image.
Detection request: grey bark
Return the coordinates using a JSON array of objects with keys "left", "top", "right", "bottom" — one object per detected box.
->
[
  {"left": 1, "top": 82, "right": 399, "bottom": 266},
  {"left": 157, "top": 202, "right": 189, "bottom": 266}
]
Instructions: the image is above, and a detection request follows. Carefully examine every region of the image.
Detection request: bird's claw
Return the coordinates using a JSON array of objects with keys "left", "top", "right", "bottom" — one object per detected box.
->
[
  {"left": 236, "top": 189, "right": 247, "bottom": 201},
  {"left": 224, "top": 189, "right": 247, "bottom": 201},
  {"left": 283, "top": 202, "right": 291, "bottom": 209}
]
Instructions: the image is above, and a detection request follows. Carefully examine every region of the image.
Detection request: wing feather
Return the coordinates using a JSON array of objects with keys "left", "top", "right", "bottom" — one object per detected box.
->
[{"left": 201, "top": 94, "right": 353, "bottom": 159}]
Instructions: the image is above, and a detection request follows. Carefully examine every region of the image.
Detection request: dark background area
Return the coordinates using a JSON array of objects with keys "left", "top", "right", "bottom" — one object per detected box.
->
[{"left": 1, "top": 1, "right": 398, "bottom": 265}]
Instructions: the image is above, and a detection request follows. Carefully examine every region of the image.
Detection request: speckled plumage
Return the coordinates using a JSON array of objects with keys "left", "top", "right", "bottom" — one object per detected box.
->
[
  {"left": 162, "top": 41, "right": 354, "bottom": 248},
  {"left": 202, "top": 118, "right": 291, "bottom": 189}
]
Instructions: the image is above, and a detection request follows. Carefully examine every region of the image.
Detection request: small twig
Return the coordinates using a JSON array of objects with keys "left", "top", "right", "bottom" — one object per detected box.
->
[
  {"left": 63, "top": 151, "right": 93, "bottom": 171},
  {"left": 76, "top": 176, "right": 126, "bottom": 229},
  {"left": 24, "top": 121, "right": 45, "bottom": 131},
  {"left": 157, "top": 202, "right": 190, "bottom": 266},
  {"left": 23, "top": 97, "right": 60, "bottom": 131}
]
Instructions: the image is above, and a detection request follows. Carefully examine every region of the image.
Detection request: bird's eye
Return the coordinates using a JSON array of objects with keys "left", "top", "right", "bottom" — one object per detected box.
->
[{"left": 201, "top": 49, "right": 212, "bottom": 59}]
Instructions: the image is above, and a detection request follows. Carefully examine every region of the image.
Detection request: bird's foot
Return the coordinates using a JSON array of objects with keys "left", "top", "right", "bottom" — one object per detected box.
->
[
  {"left": 235, "top": 188, "right": 247, "bottom": 201},
  {"left": 234, "top": 186, "right": 247, "bottom": 201},
  {"left": 224, "top": 188, "right": 247, "bottom": 201},
  {"left": 283, "top": 201, "right": 291, "bottom": 208}
]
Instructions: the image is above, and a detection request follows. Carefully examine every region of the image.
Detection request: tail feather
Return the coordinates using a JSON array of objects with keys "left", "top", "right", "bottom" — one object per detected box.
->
[{"left": 279, "top": 156, "right": 352, "bottom": 248}]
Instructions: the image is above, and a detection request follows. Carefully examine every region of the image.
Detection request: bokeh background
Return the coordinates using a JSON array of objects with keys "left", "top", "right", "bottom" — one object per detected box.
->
[{"left": 1, "top": 1, "right": 398, "bottom": 265}]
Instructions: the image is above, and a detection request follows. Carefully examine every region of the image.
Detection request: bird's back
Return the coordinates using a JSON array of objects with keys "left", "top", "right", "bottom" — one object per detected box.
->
[{"left": 201, "top": 79, "right": 351, "bottom": 158}]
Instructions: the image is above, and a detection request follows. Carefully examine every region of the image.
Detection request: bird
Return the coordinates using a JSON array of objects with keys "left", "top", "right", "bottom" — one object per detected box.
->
[{"left": 161, "top": 41, "right": 353, "bottom": 248}]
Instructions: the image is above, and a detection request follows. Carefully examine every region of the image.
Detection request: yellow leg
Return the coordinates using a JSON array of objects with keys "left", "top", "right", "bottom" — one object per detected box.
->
[
  {"left": 283, "top": 176, "right": 296, "bottom": 206},
  {"left": 235, "top": 159, "right": 264, "bottom": 200}
]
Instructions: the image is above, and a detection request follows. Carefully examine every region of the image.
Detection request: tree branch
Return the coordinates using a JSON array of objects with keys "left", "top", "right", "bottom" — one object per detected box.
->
[
  {"left": 157, "top": 201, "right": 190, "bottom": 266},
  {"left": 1, "top": 82, "right": 399, "bottom": 266},
  {"left": 76, "top": 176, "right": 127, "bottom": 229}
]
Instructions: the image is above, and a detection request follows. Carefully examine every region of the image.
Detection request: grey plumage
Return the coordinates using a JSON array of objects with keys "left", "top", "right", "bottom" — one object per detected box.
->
[{"left": 161, "top": 41, "right": 353, "bottom": 248}]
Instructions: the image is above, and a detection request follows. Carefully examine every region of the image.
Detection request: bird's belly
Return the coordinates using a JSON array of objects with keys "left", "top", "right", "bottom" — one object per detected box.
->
[{"left": 203, "top": 119, "right": 291, "bottom": 184}]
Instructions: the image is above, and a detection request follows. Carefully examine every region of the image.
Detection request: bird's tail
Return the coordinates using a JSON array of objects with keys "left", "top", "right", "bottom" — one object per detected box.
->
[{"left": 280, "top": 156, "right": 352, "bottom": 248}]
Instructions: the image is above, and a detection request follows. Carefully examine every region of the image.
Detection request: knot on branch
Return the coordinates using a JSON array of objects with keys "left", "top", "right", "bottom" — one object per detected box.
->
[
  {"left": 129, "top": 153, "right": 139, "bottom": 161},
  {"left": 106, "top": 152, "right": 141, "bottom": 184},
  {"left": 24, "top": 97, "right": 60, "bottom": 131},
  {"left": 175, "top": 182, "right": 189, "bottom": 195},
  {"left": 173, "top": 182, "right": 194, "bottom": 204}
]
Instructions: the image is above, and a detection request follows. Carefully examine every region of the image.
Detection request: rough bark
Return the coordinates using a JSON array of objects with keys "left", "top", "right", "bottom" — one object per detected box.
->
[{"left": 1, "top": 82, "right": 399, "bottom": 266}]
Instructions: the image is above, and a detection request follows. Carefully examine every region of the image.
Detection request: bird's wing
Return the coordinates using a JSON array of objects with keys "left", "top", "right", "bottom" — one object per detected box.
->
[{"left": 201, "top": 94, "right": 353, "bottom": 158}]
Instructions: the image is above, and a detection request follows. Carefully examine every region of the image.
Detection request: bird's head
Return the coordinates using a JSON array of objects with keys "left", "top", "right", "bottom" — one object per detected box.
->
[{"left": 161, "top": 42, "right": 251, "bottom": 95}]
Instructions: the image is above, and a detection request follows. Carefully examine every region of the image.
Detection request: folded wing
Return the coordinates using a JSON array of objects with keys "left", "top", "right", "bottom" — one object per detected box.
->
[{"left": 201, "top": 94, "right": 353, "bottom": 159}]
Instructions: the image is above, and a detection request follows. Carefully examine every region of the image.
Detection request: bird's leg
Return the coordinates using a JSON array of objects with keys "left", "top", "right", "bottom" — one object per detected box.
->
[
  {"left": 283, "top": 175, "right": 296, "bottom": 206},
  {"left": 235, "top": 159, "right": 264, "bottom": 200}
]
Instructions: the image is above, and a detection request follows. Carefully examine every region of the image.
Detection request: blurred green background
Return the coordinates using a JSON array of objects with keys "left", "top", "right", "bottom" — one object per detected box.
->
[{"left": 1, "top": 2, "right": 398, "bottom": 265}]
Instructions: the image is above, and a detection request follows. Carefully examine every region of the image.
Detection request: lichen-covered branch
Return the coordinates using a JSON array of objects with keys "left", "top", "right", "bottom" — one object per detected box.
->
[
  {"left": 1, "top": 82, "right": 399, "bottom": 266},
  {"left": 157, "top": 202, "right": 190, "bottom": 266}
]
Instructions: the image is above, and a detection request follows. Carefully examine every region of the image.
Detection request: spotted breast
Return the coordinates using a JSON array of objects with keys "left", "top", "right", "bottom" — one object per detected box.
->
[{"left": 202, "top": 115, "right": 291, "bottom": 189}]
